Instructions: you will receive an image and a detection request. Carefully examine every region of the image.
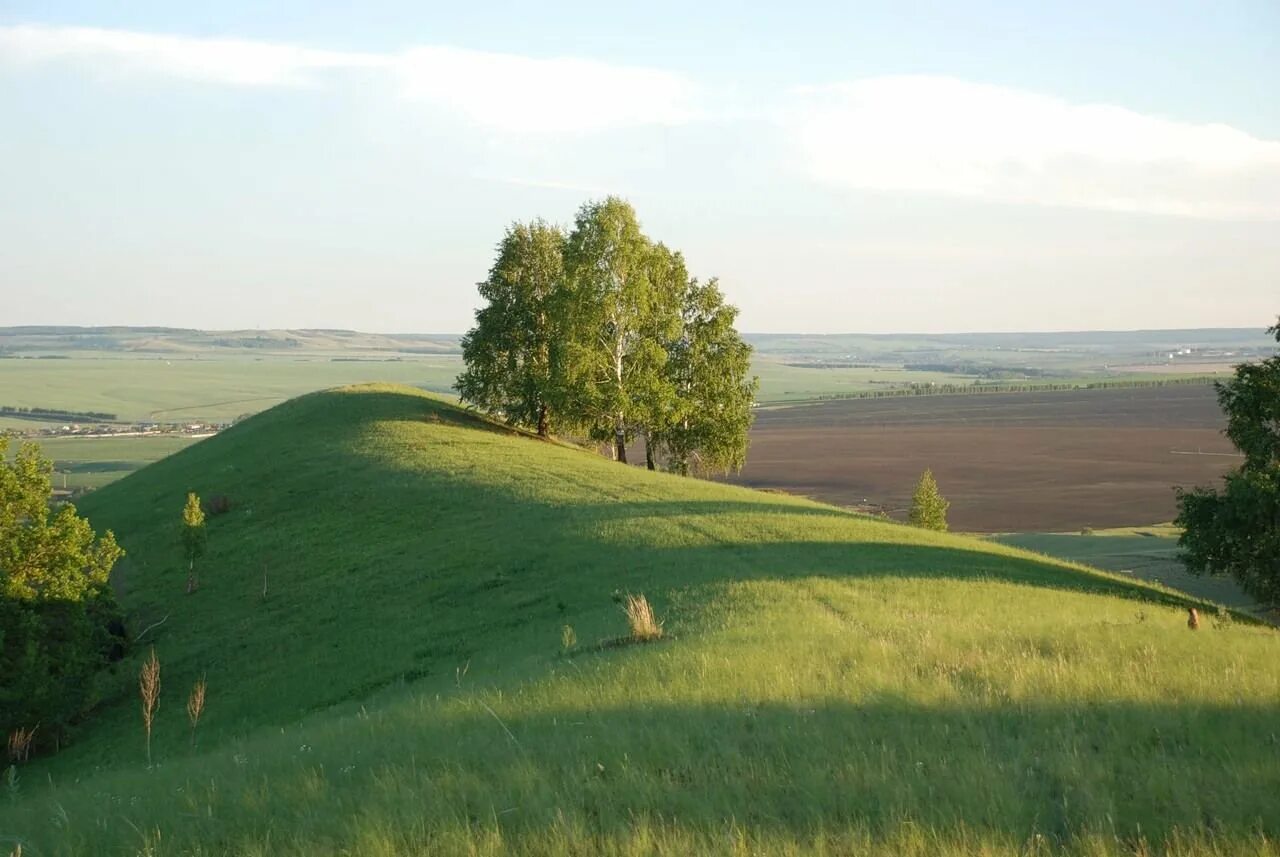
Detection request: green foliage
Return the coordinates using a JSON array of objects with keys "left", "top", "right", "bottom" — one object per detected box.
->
[
  {"left": 458, "top": 197, "right": 755, "bottom": 472},
  {"left": 562, "top": 197, "right": 679, "bottom": 462},
  {"left": 457, "top": 221, "right": 569, "bottom": 437},
  {"left": 908, "top": 468, "right": 949, "bottom": 531},
  {"left": 181, "top": 491, "right": 206, "bottom": 565},
  {"left": 1176, "top": 318, "right": 1280, "bottom": 605},
  {"left": 654, "top": 278, "right": 757, "bottom": 475},
  {"left": 0, "top": 438, "right": 124, "bottom": 750}
]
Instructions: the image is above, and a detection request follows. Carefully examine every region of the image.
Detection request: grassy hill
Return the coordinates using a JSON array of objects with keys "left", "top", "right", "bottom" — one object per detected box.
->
[{"left": 3, "top": 384, "right": 1278, "bottom": 856}]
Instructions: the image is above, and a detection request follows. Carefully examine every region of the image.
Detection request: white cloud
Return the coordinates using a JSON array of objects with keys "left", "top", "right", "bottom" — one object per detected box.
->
[
  {"left": 789, "top": 75, "right": 1280, "bottom": 219},
  {"left": 398, "top": 47, "right": 694, "bottom": 134},
  {"left": 0, "top": 24, "right": 387, "bottom": 86},
  {"left": 0, "top": 24, "right": 695, "bottom": 132}
]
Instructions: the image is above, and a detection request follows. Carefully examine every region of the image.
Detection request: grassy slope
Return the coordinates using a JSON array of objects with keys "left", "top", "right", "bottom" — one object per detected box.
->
[
  {"left": 993, "top": 528, "right": 1264, "bottom": 616},
  {"left": 3, "top": 385, "right": 1278, "bottom": 856}
]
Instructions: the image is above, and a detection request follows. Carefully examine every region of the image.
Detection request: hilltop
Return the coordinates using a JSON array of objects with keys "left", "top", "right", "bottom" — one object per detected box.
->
[{"left": 3, "top": 384, "right": 1278, "bottom": 855}]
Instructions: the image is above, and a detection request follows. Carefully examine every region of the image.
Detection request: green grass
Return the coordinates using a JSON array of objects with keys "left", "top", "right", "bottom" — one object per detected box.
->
[
  {"left": 991, "top": 528, "right": 1263, "bottom": 616},
  {"left": 3, "top": 384, "right": 1278, "bottom": 856},
  {"left": 12, "top": 435, "right": 203, "bottom": 490}
]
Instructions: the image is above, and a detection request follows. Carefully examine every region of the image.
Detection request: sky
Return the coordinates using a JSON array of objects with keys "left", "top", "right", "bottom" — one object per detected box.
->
[{"left": 2, "top": 1, "right": 1278, "bottom": 334}]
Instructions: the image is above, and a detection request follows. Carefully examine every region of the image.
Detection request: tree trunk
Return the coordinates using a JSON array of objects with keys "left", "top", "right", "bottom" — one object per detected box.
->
[
  {"left": 536, "top": 404, "right": 549, "bottom": 438},
  {"left": 614, "top": 420, "right": 628, "bottom": 464},
  {"left": 645, "top": 433, "right": 656, "bottom": 470}
]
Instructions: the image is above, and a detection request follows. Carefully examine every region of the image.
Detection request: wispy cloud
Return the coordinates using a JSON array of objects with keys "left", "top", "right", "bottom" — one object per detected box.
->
[
  {"left": 0, "top": 24, "right": 387, "bottom": 86},
  {"left": 0, "top": 24, "right": 696, "bottom": 133},
  {"left": 788, "top": 76, "right": 1280, "bottom": 219}
]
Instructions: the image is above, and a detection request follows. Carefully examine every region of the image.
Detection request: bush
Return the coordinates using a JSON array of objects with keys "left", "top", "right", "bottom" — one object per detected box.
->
[
  {"left": 0, "top": 439, "right": 125, "bottom": 754},
  {"left": 908, "top": 469, "right": 950, "bottom": 532}
]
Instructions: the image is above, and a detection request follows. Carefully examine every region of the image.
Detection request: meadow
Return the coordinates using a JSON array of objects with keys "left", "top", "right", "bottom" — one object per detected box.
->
[
  {"left": 2, "top": 385, "right": 1276, "bottom": 855},
  {"left": 30, "top": 435, "right": 202, "bottom": 490}
]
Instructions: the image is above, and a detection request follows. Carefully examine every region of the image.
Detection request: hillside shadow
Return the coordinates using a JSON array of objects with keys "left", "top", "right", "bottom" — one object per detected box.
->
[{"left": 168, "top": 388, "right": 1228, "bottom": 617}]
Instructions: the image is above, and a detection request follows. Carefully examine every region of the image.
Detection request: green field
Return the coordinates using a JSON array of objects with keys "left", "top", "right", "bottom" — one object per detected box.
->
[
  {"left": 0, "top": 355, "right": 463, "bottom": 423},
  {"left": 11, "top": 435, "right": 203, "bottom": 491},
  {"left": 3, "top": 384, "right": 1277, "bottom": 856},
  {"left": 992, "top": 526, "right": 1263, "bottom": 617}
]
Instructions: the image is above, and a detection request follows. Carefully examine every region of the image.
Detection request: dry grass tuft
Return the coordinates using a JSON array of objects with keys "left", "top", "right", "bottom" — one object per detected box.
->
[
  {"left": 6, "top": 726, "right": 36, "bottom": 764},
  {"left": 187, "top": 676, "right": 207, "bottom": 747},
  {"left": 623, "top": 593, "right": 664, "bottom": 643},
  {"left": 139, "top": 648, "right": 161, "bottom": 765}
]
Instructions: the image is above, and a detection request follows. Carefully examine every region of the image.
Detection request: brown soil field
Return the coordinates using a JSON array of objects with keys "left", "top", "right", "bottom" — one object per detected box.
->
[{"left": 726, "top": 385, "right": 1238, "bottom": 532}]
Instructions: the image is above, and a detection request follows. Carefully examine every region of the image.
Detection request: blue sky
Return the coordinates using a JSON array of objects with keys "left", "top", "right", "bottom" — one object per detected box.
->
[{"left": 2, "top": 1, "right": 1278, "bottom": 333}]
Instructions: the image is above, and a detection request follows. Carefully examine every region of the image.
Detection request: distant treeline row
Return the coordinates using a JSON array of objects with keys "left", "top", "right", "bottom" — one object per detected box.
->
[
  {"left": 902, "top": 363, "right": 1053, "bottom": 379},
  {"left": 1, "top": 405, "right": 119, "bottom": 421},
  {"left": 803, "top": 375, "right": 1219, "bottom": 402}
]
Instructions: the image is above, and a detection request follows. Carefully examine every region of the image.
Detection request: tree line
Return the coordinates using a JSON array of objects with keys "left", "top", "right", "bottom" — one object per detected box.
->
[
  {"left": 799, "top": 375, "right": 1220, "bottom": 403},
  {"left": 1, "top": 405, "right": 119, "bottom": 422},
  {"left": 458, "top": 197, "right": 757, "bottom": 474}
]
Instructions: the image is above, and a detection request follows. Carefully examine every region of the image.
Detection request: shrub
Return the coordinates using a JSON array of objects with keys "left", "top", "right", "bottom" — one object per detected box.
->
[
  {"left": 623, "top": 593, "right": 663, "bottom": 643},
  {"left": 908, "top": 469, "right": 949, "bottom": 532},
  {"left": 0, "top": 439, "right": 125, "bottom": 754}
]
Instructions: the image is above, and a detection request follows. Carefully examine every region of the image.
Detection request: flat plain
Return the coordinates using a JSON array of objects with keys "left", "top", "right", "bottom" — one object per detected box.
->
[{"left": 728, "top": 385, "right": 1238, "bottom": 532}]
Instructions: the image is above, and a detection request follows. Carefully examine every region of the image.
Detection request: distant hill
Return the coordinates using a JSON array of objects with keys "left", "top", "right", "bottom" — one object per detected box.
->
[
  {"left": 3, "top": 384, "right": 1278, "bottom": 855},
  {"left": 0, "top": 326, "right": 462, "bottom": 355}
]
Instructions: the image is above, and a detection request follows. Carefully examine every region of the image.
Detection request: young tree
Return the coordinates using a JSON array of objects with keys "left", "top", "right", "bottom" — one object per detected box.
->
[
  {"left": 181, "top": 492, "right": 206, "bottom": 593},
  {"left": 0, "top": 438, "right": 125, "bottom": 749},
  {"left": 653, "top": 277, "right": 757, "bottom": 475},
  {"left": 457, "top": 220, "right": 569, "bottom": 437},
  {"left": 1175, "top": 317, "right": 1280, "bottom": 604},
  {"left": 909, "top": 469, "right": 949, "bottom": 531},
  {"left": 563, "top": 197, "right": 679, "bottom": 463}
]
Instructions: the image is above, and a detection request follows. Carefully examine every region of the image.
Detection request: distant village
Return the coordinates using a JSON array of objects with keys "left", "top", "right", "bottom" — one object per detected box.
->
[{"left": 21, "top": 420, "right": 227, "bottom": 440}]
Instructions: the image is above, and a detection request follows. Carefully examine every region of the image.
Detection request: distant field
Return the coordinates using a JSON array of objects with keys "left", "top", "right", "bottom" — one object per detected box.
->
[
  {"left": 991, "top": 526, "right": 1264, "bottom": 617},
  {"left": 728, "top": 385, "right": 1238, "bottom": 532},
  {"left": 8, "top": 434, "right": 202, "bottom": 490},
  {"left": 752, "top": 359, "right": 981, "bottom": 401},
  {"left": 0, "top": 355, "right": 463, "bottom": 423}
]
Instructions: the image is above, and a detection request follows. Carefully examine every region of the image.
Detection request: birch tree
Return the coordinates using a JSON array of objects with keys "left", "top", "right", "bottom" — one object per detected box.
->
[{"left": 457, "top": 220, "right": 568, "bottom": 437}]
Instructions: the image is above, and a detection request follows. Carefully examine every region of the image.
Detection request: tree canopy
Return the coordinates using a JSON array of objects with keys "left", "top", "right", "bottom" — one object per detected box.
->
[
  {"left": 1175, "top": 317, "right": 1280, "bottom": 605},
  {"left": 458, "top": 197, "right": 756, "bottom": 474},
  {"left": 457, "top": 220, "right": 568, "bottom": 437}
]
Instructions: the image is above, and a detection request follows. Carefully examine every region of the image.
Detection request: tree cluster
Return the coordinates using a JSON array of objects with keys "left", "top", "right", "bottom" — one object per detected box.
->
[
  {"left": 458, "top": 197, "right": 757, "bottom": 474},
  {"left": 1176, "top": 317, "right": 1280, "bottom": 605},
  {"left": 1, "top": 438, "right": 126, "bottom": 752}
]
